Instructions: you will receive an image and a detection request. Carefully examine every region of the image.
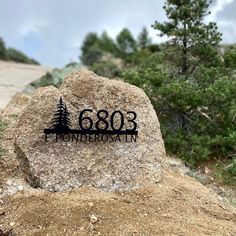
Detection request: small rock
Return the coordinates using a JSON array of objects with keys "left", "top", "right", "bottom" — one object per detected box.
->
[
  {"left": 0, "top": 208, "right": 5, "bottom": 215},
  {"left": 89, "top": 214, "right": 98, "bottom": 223},
  {"left": 163, "top": 214, "right": 171, "bottom": 218},
  {"left": 6, "top": 180, "right": 13, "bottom": 186},
  {"left": 18, "top": 185, "right": 24, "bottom": 191},
  {"left": 219, "top": 187, "right": 225, "bottom": 192},
  {"left": 204, "top": 166, "right": 210, "bottom": 174},
  {"left": 124, "top": 199, "right": 131, "bottom": 204},
  {"left": 87, "top": 202, "right": 94, "bottom": 207},
  {"left": 9, "top": 222, "right": 15, "bottom": 226}
]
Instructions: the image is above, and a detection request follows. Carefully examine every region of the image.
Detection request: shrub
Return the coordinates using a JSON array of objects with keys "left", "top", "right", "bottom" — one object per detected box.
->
[
  {"left": 24, "top": 63, "right": 83, "bottom": 94},
  {"left": 7, "top": 48, "right": 39, "bottom": 65},
  {"left": 81, "top": 45, "right": 103, "bottom": 66},
  {"left": 222, "top": 160, "right": 236, "bottom": 185},
  {"left": 0, "top": 37, "right": 8, "bottom": 60},
  {"left": 122, "top": 58, "right": 236, "bottom": 166},
  {"left": 91, "top": 61, "right": 121, "bottom": 78},
  {"left": 224, "top": 46, "right": 236, "bottom": 69}
]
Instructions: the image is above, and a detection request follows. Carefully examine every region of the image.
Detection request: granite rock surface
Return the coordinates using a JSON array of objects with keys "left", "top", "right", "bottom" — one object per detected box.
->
[{"left": 15, "top": 70, "right": 166, "bottom": 191}]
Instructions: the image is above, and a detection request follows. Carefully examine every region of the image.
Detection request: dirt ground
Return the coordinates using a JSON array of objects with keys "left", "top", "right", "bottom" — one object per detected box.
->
[
  {"left": 0, "top": 60, "right": 50, "bottom": 109},
  {"left": 0, "top": 85, "right": 236, "bottom": 236},
  {"left": 0, "top": 171, "right": 236, "bottom": 236}
]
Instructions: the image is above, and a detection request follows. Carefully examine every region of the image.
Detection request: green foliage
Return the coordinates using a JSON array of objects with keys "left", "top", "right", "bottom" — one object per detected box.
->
[
  {"left": 99, "top": 31, "right": 119, "bottom": 56},
  {"left": 7, "top": 48, "right": 39, "bottom": 65},
  {"left": 81, "top": 33, "right": 102, "bottom": 66},
  {"left": 0, "top": 37, "right": 8, "bottom": 60},
  {"left": 80, "top": 29, "right": 139, "bottom": 74},
  {"left": 116, "top": 28, "right": 137, "bottom": 60},
  {"left": 91, "top": 61, "right": 121, "bottom": 78},
  {"left": 80, "top": 32, "right": 119, "bottom": 66},
  {"left": 147, "top": 44, "right": 161, "bottom": 53},
  {"left": 133, "top": 50, "right": 164, "bottom": 69},
  {"left": 24, "top": 63, "right": 83, "bottom": 94},
  {"left": 122, "top": 54, "right": 236, "bottom": 167},
  {"left": 223, "top": 161, "right": 236, "bottom": 185},
  {"left": 81, "top": 45, "right": 103, "bottom": 66},
  {"left": 215, "top": 160, "right": 236, "bottom": 185},
  {"left": 81, "top": 33, "right": 100, "bottom": 58},
  {"left": 118, "top": 0, "right": 236, "bottom": 173},
  {"left": 152, "top": 0, "right": 222, "bottom": 75},
  {"left": 224, "top": 46, "right": 236, "bottom": 69},
  {"left": 0, "top": 36, "right": 39, "bottom": 64},
  {"left": 80, "top": 28, "right": 160, "bottom": 69},
  {"left": 30, "top": 72, "right": 54, "bottom": 88},
  {"left": 138, "top": 27, "right": 151, "bottom": 49}
]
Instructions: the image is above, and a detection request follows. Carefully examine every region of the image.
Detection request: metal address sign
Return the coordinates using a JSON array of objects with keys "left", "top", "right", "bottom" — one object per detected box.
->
[{"left": 44, "top": 97, "right": 138, "bottom": 143}]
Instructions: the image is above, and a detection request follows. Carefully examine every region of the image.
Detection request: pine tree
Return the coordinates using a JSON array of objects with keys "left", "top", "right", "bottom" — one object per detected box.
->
[
  {"left": 116, "top": 28, "right": 137, "bottom": 59},
  {"left": 52, "top": 97, "right": 71, "bottom": 131},
  {"left": 100, "top": 31, "right": 118, "bottom": 55},
  {"left": 152, "top": 0, "right": 222, "bottom": 75},
  {"left": 123, "top": 0, "right": 236, "bottom": 179},
  {"left": 80, "top": 33, "right": 103, "bottom": 65},
  {"left": 138, "top": 27, "right": 151, "bottom": 49},
  {"left": 81, "top": 33, "right": 99, "bottom": 57}
]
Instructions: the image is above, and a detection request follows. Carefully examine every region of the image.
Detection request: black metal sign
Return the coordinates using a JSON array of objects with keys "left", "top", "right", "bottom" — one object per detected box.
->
[{"left": 44, "top": 97, "right": 138, "bottom": 143}]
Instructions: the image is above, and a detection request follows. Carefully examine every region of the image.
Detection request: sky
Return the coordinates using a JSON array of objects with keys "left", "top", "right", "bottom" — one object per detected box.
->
[{"left": 0, "top": 0, "right": 235, "bottom": 67}]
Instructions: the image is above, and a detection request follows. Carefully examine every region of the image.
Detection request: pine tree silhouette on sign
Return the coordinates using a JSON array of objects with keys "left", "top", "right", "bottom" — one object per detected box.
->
[
  {"left": 52, "top": 97, "right": 71, "bottom": 132},
  {"left": 63, "top": 104, "right": 71, "bottom": 129}
]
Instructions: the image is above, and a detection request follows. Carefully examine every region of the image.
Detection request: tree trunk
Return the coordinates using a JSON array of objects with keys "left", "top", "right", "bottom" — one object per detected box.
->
[{"left": 182, "top": 22, "right": 188, "bottom": 75}]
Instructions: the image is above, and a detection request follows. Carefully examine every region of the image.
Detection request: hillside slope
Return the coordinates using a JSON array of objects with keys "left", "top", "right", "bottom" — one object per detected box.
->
[{"left": 0, "top": 60, "right": 50, "bottom": 108}]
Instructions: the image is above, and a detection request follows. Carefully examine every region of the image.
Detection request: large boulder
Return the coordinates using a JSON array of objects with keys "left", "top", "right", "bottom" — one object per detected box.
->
[{"left": 15, "top": 70, "right": 166, "bottom": 192}]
